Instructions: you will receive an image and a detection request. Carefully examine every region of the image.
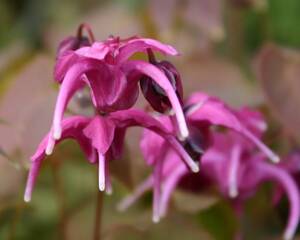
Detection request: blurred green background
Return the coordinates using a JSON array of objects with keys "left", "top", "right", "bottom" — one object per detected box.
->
[{"left": 0, "top": 0, "right": 300, "bottom": 239}]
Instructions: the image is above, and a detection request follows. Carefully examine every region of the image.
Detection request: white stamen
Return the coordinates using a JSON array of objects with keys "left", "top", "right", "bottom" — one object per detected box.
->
[
  {"left": 98, "top": 153, "right": 105, "bottom": 191},
  {"left": 152, "top": 214, "right": 160, "bottom": 223}
]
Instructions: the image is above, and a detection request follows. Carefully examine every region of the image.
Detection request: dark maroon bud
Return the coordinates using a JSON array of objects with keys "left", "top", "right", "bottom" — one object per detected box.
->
[
  {"left": 181, "top": 125, "right": 210, "bottom": 162},
  {"left": 56, "top": 36, "right": 90, "bottom": 58},
  {"left": 140, "top": 50, "right": 183, "bottom": 113},
  {"left": 56, "top": 23, "right": 95, "bottom": 58}
]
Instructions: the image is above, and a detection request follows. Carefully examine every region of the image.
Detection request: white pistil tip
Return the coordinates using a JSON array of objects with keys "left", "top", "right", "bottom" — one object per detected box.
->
[
  {"left": 152, "top": 215, "right": 160, "bottom": 223},
  {"left": 53, "top": 128, "right": 62, "bottom": 140},
  {"left": 229, "top": 187, "right": 238, "bottom": 198},
  {"left": 191, "top": 164, "right": 200, "bottom": 173},
  {"left": 24, "top": 194, "right": 31, "bottom": 203}
]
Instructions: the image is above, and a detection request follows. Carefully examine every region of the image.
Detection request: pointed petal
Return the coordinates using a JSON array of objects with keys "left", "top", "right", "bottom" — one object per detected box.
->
[
  {"left": 117, "top": 38, "right": 178, "bottom": 63},
  {"left": 83, "top": 116, "right": 116, "bottom": 155},
  {"left": 152, "top": 150, "right": 165, "bottom": 223},
  {"left": 122, "top": 61, "right": 188, "bottom": 139},
  {"left": 75, "top": 42, "right": 110, "bottom": 61},
  {"left": 186, "top": 92, "right": 279, "bottom": 162},
  {"left": 117, "top": 176, "right": 153, "bottom": 211},
  {"left": 159, "top": 164, "right": 187, "bottom": 218},
  {"left": 24, "top": 157, "right": 43, "bottom": 202},
  {"left": 110, "top": 109, "right": 197, "bottom": 172},
  {"left": 52, "top": 59, "right": 102, "bottom": 140},
  {"left": 98, "top": 152, "right": 106, "bottom": 191},
  {"left": 257, "top": 162, "right": 300, "bottom": 240},
  {"left": 228, "top": 145, "right": 241, "bottom": 198}
]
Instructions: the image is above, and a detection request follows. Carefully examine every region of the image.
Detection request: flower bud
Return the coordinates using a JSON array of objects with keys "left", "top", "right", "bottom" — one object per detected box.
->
[
  {"left": 181, "top": 125, "right": 210, "bottom": 162},
  {"left": 140, "top": 60, "right": 183, "bottom": 113}
]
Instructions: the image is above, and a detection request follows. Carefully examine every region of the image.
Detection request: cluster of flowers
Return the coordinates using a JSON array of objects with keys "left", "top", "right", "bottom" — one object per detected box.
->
[{"left": 24, "top": 24, "right": 300, "bottom": 239}]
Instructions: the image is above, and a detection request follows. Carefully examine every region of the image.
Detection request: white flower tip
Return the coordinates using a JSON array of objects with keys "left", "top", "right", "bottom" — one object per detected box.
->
[
  {"left": 191, "top": 164, "right": 200, "bottom": 173},
  {"left": 24, "top": 194, "right": 31, "bottom": 203},
  {"left": 99, "top": 182, "right": 105, "bottom": 192},
  {"left": 229, "top": 187, "right": 238, "bottom": 198},
  {"left": 271, "top": 155, "right": 280, "bottom": 164},
  {"left": 45, "top": 145, "right": 53, "bottom": 156},
  {"left": 283, "top": 229, "right": 294, "bottom": 240},
  {"left": 152, "top": 215, "right": 160, "bottom": 223},
  {"left": 53, "top": 128, "right": 62, "bottom": 140},
  {"left": 180, "top": 127, "right": 189, "bottom": 140},
  {"left": 106, "top": 188, "right": 113, "bottom": 195}
]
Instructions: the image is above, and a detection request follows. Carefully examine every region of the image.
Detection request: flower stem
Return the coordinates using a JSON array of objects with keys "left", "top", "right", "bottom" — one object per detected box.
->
[{"left": 94, "top": 190, "right": 104, "bottom": 240}]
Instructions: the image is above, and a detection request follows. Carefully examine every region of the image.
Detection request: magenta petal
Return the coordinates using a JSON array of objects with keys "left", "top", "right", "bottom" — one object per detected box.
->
[
  {"left": 84, "top": 66, "right": 137, "bottom": 112},
  {"left": 52, "top": 59, "right": 100, "bottom": 140},
  {"left": 24, "top": 156, "right": 43, "bottom": 202},
  {"left": 111, "top": 109, "right": 198, "bottom": 172},
  {"left": 83, "top": 116, "right": 115, "bottom": 155},
  {"left": 122, "top": 61, "right": 188, "bottom": 139},
  {"left": 24, "top": 116, "right": 93, "bottom": 201},
  {"left": 140, "top": 128, "right": 166, "bottom": 166},
  {"left": 54, "top": 51, "right": 79, "bottom": 83},
  {"left": 186, "top": 92, "right": 279, "bottom": 162},
  {"left": 116, "top": 38, "right": 178, "bottom": 63},
  {"left": 257, "top": 162, "right": 300, "bottom": 240},
  {"left": 228, "top": 144, "right": 241, "bottom": 198},
  {"left": 159, "top": 164, "right": 187, "bottom": 218},
  {"left": 75, "top": 42, "right": 110, "bottom": 61}
]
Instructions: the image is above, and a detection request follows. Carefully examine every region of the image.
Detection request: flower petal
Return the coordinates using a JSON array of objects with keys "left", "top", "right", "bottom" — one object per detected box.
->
[
  {"left": 83, "top": 116, "right": 115, "bottom": 155},
  {"left": 24, "top": 116, "right": 94, "bottom": 202},
  {"left": 257, "top": 162, "right": 300, "bottom": 240},
  {"left": 116, "top": 38, "right": 178, "bottom": 63},
  {"left": 110, "top": 109, "right": 198, "bottom": 172},
  {"left": 186, "top": 92, "right": 279, "bottom": 162},
  {"left": 122, "top": 61, "right": 189, "bottom": 139},
  {"left": 52, "top": 59, "right": 101, "bottom": 140}
]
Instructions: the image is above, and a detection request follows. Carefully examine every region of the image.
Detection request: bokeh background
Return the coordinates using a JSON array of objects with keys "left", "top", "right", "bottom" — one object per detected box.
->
[{"left": 0, "top": 0, "right": 300, "bottom": 239}]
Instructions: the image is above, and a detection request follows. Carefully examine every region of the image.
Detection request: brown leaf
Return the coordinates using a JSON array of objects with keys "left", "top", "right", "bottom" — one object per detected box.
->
[
  {"left": 0, "top": 54, "right": 57, "bottom": 164},
  {"left": 255, "top": 43, "right": 300, "bottom": 141}
]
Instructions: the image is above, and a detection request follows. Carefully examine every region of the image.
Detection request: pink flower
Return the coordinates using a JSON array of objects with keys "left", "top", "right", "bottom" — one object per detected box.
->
[
  {"left": 119, "top": 92, "right": 280, "bottom": 222},
  {"left": 24, "top": 109, "right": 197, "bottom": 202},
  {"left": 51, "top": 25, "right": 188, "bottom": 146}
]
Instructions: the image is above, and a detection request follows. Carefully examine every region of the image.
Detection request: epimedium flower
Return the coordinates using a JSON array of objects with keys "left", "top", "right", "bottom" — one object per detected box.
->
[
  {"left": 50, "top": 24, "right": 189, "bottom": 149},
  {"left": 24, "top": 108, "right": 198, "bottom": 203},
  {"left": 119, "top": 105, "right": 299, "bottom": 240},
  {"left": 118, "top": 92, "right": 280, "bottom": 222}
]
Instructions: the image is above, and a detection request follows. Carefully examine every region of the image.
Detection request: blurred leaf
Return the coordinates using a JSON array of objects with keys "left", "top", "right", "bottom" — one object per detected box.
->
[
  {"left": 110, "top": 145, "right": 133, "bottom": 189},
  {"left": 198, "top": 200, "right": 237, "bottom": 240},
  {"left": 267, "top": 0, "right": 300, "bottom": 48},
  {"left": 255, "top": 43, "right": 300, "bottom": 142},
  {"left": 173, "top": 190, "right": 219, "bottom": 214}
]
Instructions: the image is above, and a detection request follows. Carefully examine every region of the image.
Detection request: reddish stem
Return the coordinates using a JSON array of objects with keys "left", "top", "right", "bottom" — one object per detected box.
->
[
  {"left": 94, "top": 190, "right": 104, "bottom": 240},
  {"left": 77, "top": 23, "right": 96, "bottom": 43}
]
